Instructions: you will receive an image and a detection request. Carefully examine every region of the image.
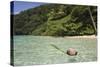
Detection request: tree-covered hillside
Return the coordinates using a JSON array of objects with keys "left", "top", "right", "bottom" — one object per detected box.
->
[{"left": 12, "top": 4, "right": 97, "bottom": 36}]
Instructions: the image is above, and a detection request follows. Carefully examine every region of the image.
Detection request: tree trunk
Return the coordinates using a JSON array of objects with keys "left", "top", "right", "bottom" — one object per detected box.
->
[{"left": 88, "top": 7, "right": 97, "bottom": 35}]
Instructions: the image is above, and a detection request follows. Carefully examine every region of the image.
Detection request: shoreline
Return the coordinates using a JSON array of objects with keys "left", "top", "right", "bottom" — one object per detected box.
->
[
  {"left": 64, "top": 35, "right": 97, "bottom": 39},
  {"left": 13, "top": 35, "right": 97, "bottom": 38}
]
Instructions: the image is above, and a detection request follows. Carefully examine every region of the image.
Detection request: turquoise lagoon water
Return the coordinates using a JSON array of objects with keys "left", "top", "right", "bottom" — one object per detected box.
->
[{"left": 13, "top": 36, "right": 97, "bottom": 66}]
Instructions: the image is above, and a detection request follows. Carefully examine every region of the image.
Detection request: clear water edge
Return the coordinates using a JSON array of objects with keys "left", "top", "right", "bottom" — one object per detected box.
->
[{"left": 13, "top": 35, "right": 97, "bottom": 66}]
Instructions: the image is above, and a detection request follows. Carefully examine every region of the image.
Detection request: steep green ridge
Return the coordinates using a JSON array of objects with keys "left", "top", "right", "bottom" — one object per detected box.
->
[{"left": 12, "top": 4, "right": 97, "bottom": 36}]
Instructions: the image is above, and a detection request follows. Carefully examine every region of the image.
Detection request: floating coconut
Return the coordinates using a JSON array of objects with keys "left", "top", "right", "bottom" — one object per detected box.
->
[{"left": 66, "top": 48, "right": 78, "bottom": 56}]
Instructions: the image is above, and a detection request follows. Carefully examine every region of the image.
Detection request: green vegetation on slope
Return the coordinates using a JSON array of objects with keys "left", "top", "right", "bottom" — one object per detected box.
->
[{"left": 12, "top": 4, "right": 97, "bottom": 36}]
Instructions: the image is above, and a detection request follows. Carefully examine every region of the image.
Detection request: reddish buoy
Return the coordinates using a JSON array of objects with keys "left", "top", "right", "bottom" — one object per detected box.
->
[{"left": 67, "top": 48, "right": 77, "bottom": 56}]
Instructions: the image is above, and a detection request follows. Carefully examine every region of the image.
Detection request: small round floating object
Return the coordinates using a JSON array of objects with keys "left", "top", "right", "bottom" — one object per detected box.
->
[{"left": 66, "top": 48, "right": 78, "bottom": 56}]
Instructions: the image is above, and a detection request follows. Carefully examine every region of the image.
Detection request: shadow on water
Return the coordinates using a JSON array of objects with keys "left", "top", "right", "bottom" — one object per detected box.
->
[{"left": 68, "top": 58, "right": 77, "bottom": 62}]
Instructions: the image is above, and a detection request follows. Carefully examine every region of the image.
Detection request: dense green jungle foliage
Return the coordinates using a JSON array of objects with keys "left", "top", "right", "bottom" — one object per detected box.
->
[{"left": 12, "top": 4, "right": 97, "bottom": 36}]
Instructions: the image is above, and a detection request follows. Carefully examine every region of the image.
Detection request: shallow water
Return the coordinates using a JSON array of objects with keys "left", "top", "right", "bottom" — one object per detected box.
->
[{"left": 13, "top": 36, "right": 97, "bottom": 66}]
